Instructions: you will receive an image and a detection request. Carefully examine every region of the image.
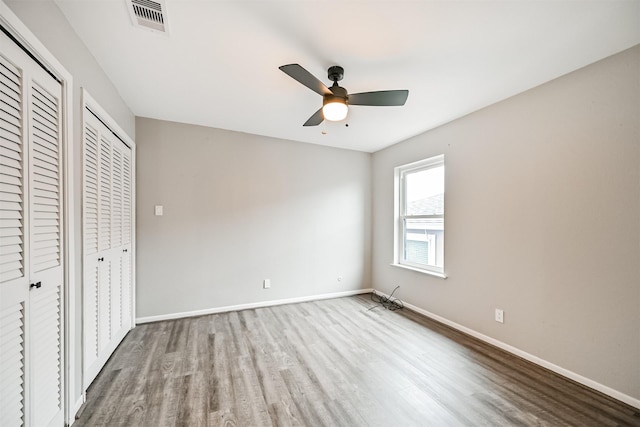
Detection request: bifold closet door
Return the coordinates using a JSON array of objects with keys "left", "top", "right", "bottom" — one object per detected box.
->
[
  {"left": 110, "top": 137, "right": 132, "bottom": 336},
  {"left": 1, "top": 30, "right": 64, "bottom": 427},
  {"left": 83, "top": 110, "right": 132, "bottom": 388}
]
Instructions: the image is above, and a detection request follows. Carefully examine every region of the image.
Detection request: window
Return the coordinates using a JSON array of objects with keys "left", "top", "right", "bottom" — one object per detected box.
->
[{"left": 395, "top": 155, "right": 445, "bottom": 276}]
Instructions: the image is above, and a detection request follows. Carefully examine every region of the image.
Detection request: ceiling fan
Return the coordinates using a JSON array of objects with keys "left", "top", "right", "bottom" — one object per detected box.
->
[{"left": 279, "top": 64, "right": 409, "bottom": 126}]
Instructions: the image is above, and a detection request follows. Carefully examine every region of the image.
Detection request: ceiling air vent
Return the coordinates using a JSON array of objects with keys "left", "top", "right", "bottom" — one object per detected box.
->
[{"left": 127, "top": 0, "right": 169, "bottom": 34}]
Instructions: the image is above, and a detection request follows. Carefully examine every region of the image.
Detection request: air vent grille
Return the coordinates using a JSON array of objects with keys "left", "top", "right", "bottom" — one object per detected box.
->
[{"left": 128, "top": 0, "right": 168, "bottom": 34}]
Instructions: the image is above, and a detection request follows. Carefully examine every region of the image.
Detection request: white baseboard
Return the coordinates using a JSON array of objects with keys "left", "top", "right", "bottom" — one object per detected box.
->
[
  {"left": 136, "top": 288, "right": 374, "bottom": 324},
  {"left": 373, "top": 290, "right": 640, "bottom": 410}
]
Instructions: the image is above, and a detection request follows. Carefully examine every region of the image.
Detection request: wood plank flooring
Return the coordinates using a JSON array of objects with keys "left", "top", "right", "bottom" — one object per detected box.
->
[{"left": 75, "top": 294, "right": 640, "bottom": 426}]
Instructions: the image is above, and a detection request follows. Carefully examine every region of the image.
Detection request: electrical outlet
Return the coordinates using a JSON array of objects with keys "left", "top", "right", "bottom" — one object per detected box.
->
[
  {"left": 263, "top": 279, "right": 270, "bottom": 289},
  {"left": 495, "top": 308, "right": 504, "bottom": 323}
]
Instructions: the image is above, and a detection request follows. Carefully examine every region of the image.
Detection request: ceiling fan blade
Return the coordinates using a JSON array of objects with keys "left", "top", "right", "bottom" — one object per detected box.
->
[
  {"left": 348, "top": 90, "right": 409, "bottom": 106},
  {"left": 303, "top": 108, "right": 324, "bottom": 126},
  {"left": 279, "top": 64, "right": 332, "bottom": 96}
]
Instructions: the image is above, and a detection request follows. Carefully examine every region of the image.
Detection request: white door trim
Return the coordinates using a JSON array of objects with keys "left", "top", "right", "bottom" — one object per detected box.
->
[{"left": 0, "top": 1, "right": 76, "bottom": 424}]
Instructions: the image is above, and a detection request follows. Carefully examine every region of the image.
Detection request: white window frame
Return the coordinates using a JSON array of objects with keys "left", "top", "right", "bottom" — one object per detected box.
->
[{"left": 394, "top": 154, "right": 446, "bottom": 278}]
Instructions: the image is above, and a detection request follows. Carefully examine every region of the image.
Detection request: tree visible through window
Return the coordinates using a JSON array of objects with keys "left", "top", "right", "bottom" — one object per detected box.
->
[{"left": 395, "top": 155, "right": 444, "bottom": 275}]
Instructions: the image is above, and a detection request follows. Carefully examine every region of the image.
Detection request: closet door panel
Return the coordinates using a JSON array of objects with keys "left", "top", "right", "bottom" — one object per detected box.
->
[
  {"left": 121, "top": 145, "right": 132, "bottom": 330},
  {"left": 110, "top": 140, "right": 123, "bottom": 337},
  {"left": 82, "top": 116, "right": 101, "bottom": 387},
  {"left": 0, "top": 47, "right": 29, "bottom": 427},
  {"left": 27, "top": 65, "right": 64, "bottom": 427}
]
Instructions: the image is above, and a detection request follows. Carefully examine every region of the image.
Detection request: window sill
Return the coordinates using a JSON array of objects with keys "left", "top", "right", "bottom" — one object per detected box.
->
[{"left": 390, "top": 263, "right": 447, "bottom": 279}]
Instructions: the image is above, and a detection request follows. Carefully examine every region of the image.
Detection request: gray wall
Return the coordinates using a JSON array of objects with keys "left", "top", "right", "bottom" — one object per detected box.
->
[
  {"left": 371, "top": 45, "right": 640, "bottom": 400},
  {"left": 6, "top": 0, "right": 135, "bottom": 410},
  {"left": 135, "top": 118, "right": 372, "bottom": 318}
]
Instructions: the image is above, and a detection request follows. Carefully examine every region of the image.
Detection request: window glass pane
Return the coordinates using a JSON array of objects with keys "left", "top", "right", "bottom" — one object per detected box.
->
[
  {"left": 405, "top": 165, "right": 444, "bottom": 215},
  {"left": 403, "top": 218, "right": 444, "bottom": 268}
]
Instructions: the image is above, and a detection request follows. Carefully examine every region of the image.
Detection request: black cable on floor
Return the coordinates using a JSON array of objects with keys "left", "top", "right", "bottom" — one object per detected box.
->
[{"left": 369, "top": 286, "right": 404, "bottom": 311}]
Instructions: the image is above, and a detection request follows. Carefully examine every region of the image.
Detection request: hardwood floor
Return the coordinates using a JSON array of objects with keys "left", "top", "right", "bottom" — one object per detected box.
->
[{"left": 75, "top": 294, "right": 640, "bottom": 426}]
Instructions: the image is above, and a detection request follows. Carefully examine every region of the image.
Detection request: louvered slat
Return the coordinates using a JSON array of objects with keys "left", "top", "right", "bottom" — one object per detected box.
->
[
  {"left": 33, "top": 231, "right": 58, "bottom": 242},
  {"left": 33, "top": 225, "right": 58, "bottom": 235},
  {"left": 1, "top": 176, "right": 22, "bottom": 189},
  {"left": 0, "top": 88, "right": 20, "bottom": 113},
  {"left": 0, "top": 54, "right": 24, "bottom": 284},
  {"left": 32, "top": 188, "right": 59, "bottom": 201},
  {"left": 30, "top": 284, "right": 61, "bottom": 427},
  {"left": 0, "top": 165, "right": 21, "bottom": 179},
  {"left": 0, "top": 125, "right": 20, "bottom": 144},
  {"left": 32, "top": 203, "right": 57, "bottom": 213},
  {"left": 0, "top": 252, "right": 22, "bottom": 265},
  {"left": 0, "top": 145, "right": 21, "bottom": 161},
  {"left": 0, "top": 302, "right": 25, "bottom": 427},
  {"left": 32, "top": 238, "right": 57, "bottom": 249},
  {"left": 0, "top": 192, "right": 21, "bottom": 203},
  {"left": 30, "top": 82, "right": 60, "bottom": 274},
  {"left": 0, "top": 227, "right": 21, "bottom": 237}
]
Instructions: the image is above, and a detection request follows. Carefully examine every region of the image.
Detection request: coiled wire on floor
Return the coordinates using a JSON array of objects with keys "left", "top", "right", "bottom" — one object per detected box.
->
[{"left": 369, "top": 286, "right": 404, "bottom": 311}]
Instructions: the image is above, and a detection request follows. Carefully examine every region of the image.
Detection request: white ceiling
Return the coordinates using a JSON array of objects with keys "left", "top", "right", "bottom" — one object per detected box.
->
[{"left": 55, "top": 0, "right": 640, "bottom": 153}]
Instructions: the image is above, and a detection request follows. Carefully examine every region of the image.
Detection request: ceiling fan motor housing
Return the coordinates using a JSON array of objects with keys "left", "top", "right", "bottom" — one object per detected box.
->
[
  {"left": 328, "top": 65, "right": 344, "bottom": 82},
  {"left": 326, "top": 85, "right": 348, "bottom": 104}
]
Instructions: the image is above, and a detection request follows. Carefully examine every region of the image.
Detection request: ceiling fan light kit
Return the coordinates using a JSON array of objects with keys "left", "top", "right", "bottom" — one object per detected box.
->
[
  {"left": 323, "top": 97, "right": 348, "bottom": 121},
  {"left": 279, "top": 63, "right": 409, "bottom": 127}
]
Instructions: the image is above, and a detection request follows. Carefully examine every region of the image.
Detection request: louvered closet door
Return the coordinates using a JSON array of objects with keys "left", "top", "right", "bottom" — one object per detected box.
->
[
  {"left": 83, "top": 111, "right": 132, "bottom": 388},
  {"left": 110, "top": 138, "right": 132, "bottom": 334},
  {"left": 97, "top": 131, "right": 111, "bottom": 354},
  {"left": 82, "top": 119, "right": 99, "bottom": 377},
  {"left": 1, "top": 48, "right": 30, "bottom": 427},
  {"left": 1, "top": 30, "right": 64, "bottom": 427},
  {"left": 109, "top": 139, "right": 123, "bottom": 339},
  {"left": 26, "top": 46, "right": 64, "bottom": 427},
  {"left": 120, "top": 143, "right": 132, "bottom": 331}
]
